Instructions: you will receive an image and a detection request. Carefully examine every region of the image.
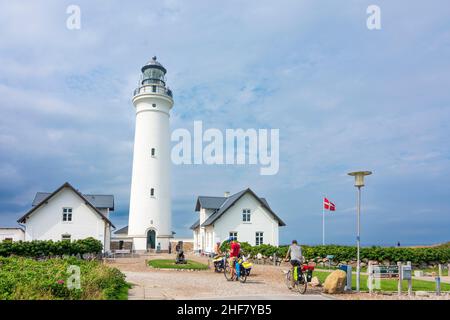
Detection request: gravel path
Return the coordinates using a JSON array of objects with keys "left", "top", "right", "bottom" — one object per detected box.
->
[{"left": 106, "top": 253, "right": 326, "bottom": 300}]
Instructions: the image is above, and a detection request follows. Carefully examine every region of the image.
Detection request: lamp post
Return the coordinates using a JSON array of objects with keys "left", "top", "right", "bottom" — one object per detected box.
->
[{"left": 348, "top": 170, "right": 372, "bottom": 292}]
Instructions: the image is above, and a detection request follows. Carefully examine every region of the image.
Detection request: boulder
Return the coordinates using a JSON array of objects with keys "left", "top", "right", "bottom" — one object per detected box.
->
[
  {"left": 310, "top": 276, "right": 321, "bottom": 287},
  {"left": 415, "top": 291, "right": 429, "bottom": 297},
  {"left": 323, "top": 270, "right": 347, "bottom": 294}
]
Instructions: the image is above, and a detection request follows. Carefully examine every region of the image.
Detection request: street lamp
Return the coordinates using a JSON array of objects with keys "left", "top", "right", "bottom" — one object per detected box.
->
[{"left": 348, "top": 170, "right": 372, "bottom": 292}]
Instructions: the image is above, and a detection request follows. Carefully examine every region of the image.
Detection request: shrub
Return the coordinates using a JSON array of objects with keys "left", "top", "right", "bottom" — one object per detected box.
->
[
  {"left": 0, "top": 256, "right": 128, "bottom": 300},
  {"left": 217, "top": 241, "right": 450, "bottom": 263},
  {"left": 0, "top": 238, "right": 103, "bottom": 258}
]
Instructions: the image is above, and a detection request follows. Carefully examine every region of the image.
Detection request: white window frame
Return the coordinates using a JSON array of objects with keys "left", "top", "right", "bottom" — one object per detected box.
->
[
  {"left": 255, "top": 232, "right": 263, "bottom": 246},
  {"left": 150, "top": 188, "right": 155, "bottom": 197},
  {"left": 229, "top": 232, "right": 238, "bottom": 241},
  {"left": 61, "top": 234, "right": 71, "bottom": 242},
  {"left": 62, "top": 207, "right": 73, "bottom": 222},
  {"left": 242, "top": 209, "right": 251, "bottom": 222}
]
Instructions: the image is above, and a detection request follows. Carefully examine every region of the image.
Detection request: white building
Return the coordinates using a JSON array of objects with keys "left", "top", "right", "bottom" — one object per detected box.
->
[
  {"left": 191, "top": 188, "right": 285, "bottom": 254},
  {"left": 0, "top": 228, "right": 25, "bottom": 242},
  {"left": 17, "top": 182, "right": 115, "bottom": 252},
  {"left": 122, "top": 57, "right": 174, "bottom": 252}
]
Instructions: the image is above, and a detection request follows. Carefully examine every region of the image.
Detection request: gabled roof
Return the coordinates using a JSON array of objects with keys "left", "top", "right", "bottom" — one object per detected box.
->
[
  {"left": 32, "top": 192, "right": 114, "bottom": 210},
  {"left": 190, "top": 219, "right": 200, "bottom": 230},
  {"left": 195, "top": 196, "right": 227, "bottom": 211},
  {"left": 17, "top": 182, "right": 115, "bottom": 228},
  {"left": 114, "top": 226, "right": 128, "bottom": 235},
  {"left": 197, "top": 188, "right": 286, "bottom": 227}
]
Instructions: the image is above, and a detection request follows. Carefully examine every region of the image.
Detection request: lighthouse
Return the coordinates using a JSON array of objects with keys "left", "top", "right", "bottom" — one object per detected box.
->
[{"left": 127, "top": 57, "right": 173, "bottom": 252}]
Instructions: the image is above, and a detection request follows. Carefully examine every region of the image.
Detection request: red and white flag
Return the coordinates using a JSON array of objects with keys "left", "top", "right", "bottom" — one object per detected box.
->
[{"left": 323, "top": 197, "right": 336, "bottom": 211}]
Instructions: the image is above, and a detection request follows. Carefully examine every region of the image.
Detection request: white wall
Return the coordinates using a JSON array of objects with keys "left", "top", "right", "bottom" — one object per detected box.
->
[
  {"left": 213, "top": 193, "right": 279, "bottom": 246},
  {"left": 23, "top": 187, "right": 109, "bottom": 251},
  {"left": 128, "top": 92, "right": 174, "bottom": 251},
  {"left": 0, "top": 228, "right": 25, "bottom": 242}
]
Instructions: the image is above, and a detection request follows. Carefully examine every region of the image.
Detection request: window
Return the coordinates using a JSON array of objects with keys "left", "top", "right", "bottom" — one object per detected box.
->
[
  {"left": 3, "top": 238, "right": 13, "bottom": 242},
  {"left": 152, "top": 103, "right": 156, "bottom": 108},
  {"left": 151, "top": 148, "right": 156, "bottom": 157},
  {"left": 229, "top": 232, "right": 238, "bottom": 241},
  {"left": 150, "top": 188, "right": 155, "bottom": 197},
  {"left": 152, "top": 85, "right": 156, "bottom": 92},
  {"left": 62, "top": 208, "right": 72, "bottom": 222},
  {"left": 242, "top": 209, "right": 251, "bottom": 222},
  {"left": 256, "top": 232, "right": 264, "bottom": 245},
  {"left": 61, "top": 234, "right": 71, "bottom": 242}
]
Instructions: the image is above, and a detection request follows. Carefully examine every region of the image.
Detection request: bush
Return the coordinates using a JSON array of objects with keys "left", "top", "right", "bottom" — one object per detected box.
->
[
  {"left": 0, "top": 238, "right": 103, "bottom": 258},
  {"left": 218, "top": 241, "right": 450, "bottom": 264},
  {"left": 0, "top": 256, "right": 128, "bottom": 300}
]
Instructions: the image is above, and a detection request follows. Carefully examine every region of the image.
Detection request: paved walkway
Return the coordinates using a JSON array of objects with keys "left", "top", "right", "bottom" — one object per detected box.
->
[{"left": 107, "top": 253, "right": 327, "bottom": 300}]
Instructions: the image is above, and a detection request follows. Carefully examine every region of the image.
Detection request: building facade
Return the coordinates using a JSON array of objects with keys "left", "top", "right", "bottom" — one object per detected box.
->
[
  {"left": 191, "top": 188, "right": 285, "bottom": 254},
  {"left": 17, "top": 182, "right": 115, "bottom": 251},
  {"left": 0, "top": 228, "right": 25, "bottom": 242}
]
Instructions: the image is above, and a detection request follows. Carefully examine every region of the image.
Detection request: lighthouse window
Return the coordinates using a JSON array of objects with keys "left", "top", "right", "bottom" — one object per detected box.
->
[
  {"left": 152, "top": 103, "right": 156, "bottom": 108},
  {"left": 150, "top": 188, "right": 155, "bottom": 197},
  {"left": 152, "top": 85, "right": 156, "bottom": 92},
  {"left": 151, "top": 148, "right": 156, "bottom": 157}
]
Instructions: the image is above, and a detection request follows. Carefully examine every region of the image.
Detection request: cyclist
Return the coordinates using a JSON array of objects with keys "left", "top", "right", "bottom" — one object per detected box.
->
[
  {"left": 228, "top": 237, "right": 241, "bottom": 280},
  {"left": 284, "top": 239, "right": 303, "bottom": 289},
  {"left": 213, "top": 241, "right": 222, "bottom": 256}
]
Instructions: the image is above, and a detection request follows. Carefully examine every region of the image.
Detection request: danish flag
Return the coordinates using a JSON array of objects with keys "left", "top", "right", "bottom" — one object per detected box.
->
[{"left": 323, "top": 197, "right": 336, "bottom": 211}]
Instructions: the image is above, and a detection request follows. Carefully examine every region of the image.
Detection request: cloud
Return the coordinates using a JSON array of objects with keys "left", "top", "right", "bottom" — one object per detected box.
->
[{"left": 0, "top": 0, "right": 450, "bottom": 245}]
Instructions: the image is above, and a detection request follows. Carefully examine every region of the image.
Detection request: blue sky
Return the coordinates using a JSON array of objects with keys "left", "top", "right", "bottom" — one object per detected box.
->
[{"left": 1, "top": 0, "right": 450, "bottom": 246}]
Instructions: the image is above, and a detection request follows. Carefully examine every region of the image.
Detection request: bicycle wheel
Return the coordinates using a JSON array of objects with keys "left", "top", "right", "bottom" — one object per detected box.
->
[
  {"left": 238, "top": 267, "right": 247, "bottom": 283},
  {"left": 285, "top": 270, "right": 292, "bottom": 289},
  {"left": 224, "top": 261, "right": 234, "bottom": 281},
  {"left": 295, "top": 272, "right": 308, "bottom": 294}
]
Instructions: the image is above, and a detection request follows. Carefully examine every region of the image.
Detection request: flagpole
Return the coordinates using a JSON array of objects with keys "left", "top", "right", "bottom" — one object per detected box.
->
[{"left": 322, "top": 195, "right": 325, "bottom": 246}]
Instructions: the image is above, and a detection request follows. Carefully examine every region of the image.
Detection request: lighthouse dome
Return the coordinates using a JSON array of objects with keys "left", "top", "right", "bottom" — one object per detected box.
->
[
  {"left": 141, "top": 56, "right": 167, "bottom": 73},
  {"left": 140, "top": 56, "right": 167, "bottom": 86}
]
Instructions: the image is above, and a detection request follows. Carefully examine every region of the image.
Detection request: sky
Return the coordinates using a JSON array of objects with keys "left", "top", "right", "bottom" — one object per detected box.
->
[{"left": 1, "top": 0, "right": 450, "bottom": 246}]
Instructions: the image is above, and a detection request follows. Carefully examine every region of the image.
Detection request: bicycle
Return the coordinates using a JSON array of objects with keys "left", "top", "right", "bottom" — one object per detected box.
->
[
  {"left": 224, "top": 255, "right": 248, "bottom": 283},
  {"left": 285, "top": 263, "right": 308, "bottom": 294}
]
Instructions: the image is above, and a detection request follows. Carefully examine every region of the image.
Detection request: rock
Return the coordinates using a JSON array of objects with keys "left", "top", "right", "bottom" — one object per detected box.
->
[
  {"left": 323, "top": 270, "right": 347, "bottom": 294},
  {"left": 362, "top": 258, "right": 368, "bottom": 263},
  {"left": 360, "top": 262, "right": 367, "bottom": 268},
  {"left": 310, "top": 276, "right": 321, "bottom": 287},
  {"left": 415, "top": 291, "right": 429, "bottom": 297}
]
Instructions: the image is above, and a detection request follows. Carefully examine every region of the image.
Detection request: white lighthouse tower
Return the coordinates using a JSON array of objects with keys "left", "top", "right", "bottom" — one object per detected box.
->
[{"left": 128, "top": 57, "right": 173, "bottom": 252}]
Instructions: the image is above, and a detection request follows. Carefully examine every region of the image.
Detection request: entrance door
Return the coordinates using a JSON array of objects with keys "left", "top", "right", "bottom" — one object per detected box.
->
[{"left": 147, "top": 230, "right": 156, "bottom": 250}]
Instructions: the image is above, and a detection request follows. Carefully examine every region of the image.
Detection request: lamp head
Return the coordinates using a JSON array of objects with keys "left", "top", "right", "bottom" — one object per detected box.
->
[{"left": 348, "top": 171, "right": 372, "bottom": 187}]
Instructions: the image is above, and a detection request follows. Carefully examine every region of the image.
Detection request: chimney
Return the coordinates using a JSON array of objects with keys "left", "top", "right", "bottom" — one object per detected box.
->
[{"left": 224, "top": 191, "right": 230, "bottom": 198}]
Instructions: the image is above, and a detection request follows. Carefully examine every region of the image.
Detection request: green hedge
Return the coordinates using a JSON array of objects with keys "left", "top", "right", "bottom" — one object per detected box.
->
[
  {"left": 221, "top": 242, "right": 450, "bottom": 264},
  {"left": 0, "top": 238, "right": 103, "bottom": 258}
]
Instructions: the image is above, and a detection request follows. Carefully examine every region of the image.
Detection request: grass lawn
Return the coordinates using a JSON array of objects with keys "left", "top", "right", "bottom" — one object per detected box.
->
[
  {"left": 148, "top": 259, "right": 209, "bottom": 270},
  {"left": 314, "top": 270, "right": 450, "bottom": 292}
]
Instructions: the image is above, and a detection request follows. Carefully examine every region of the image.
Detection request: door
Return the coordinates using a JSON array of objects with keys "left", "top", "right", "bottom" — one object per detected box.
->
[{"left": 147, "top": 230, "right": 156, "bottom": 250}]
